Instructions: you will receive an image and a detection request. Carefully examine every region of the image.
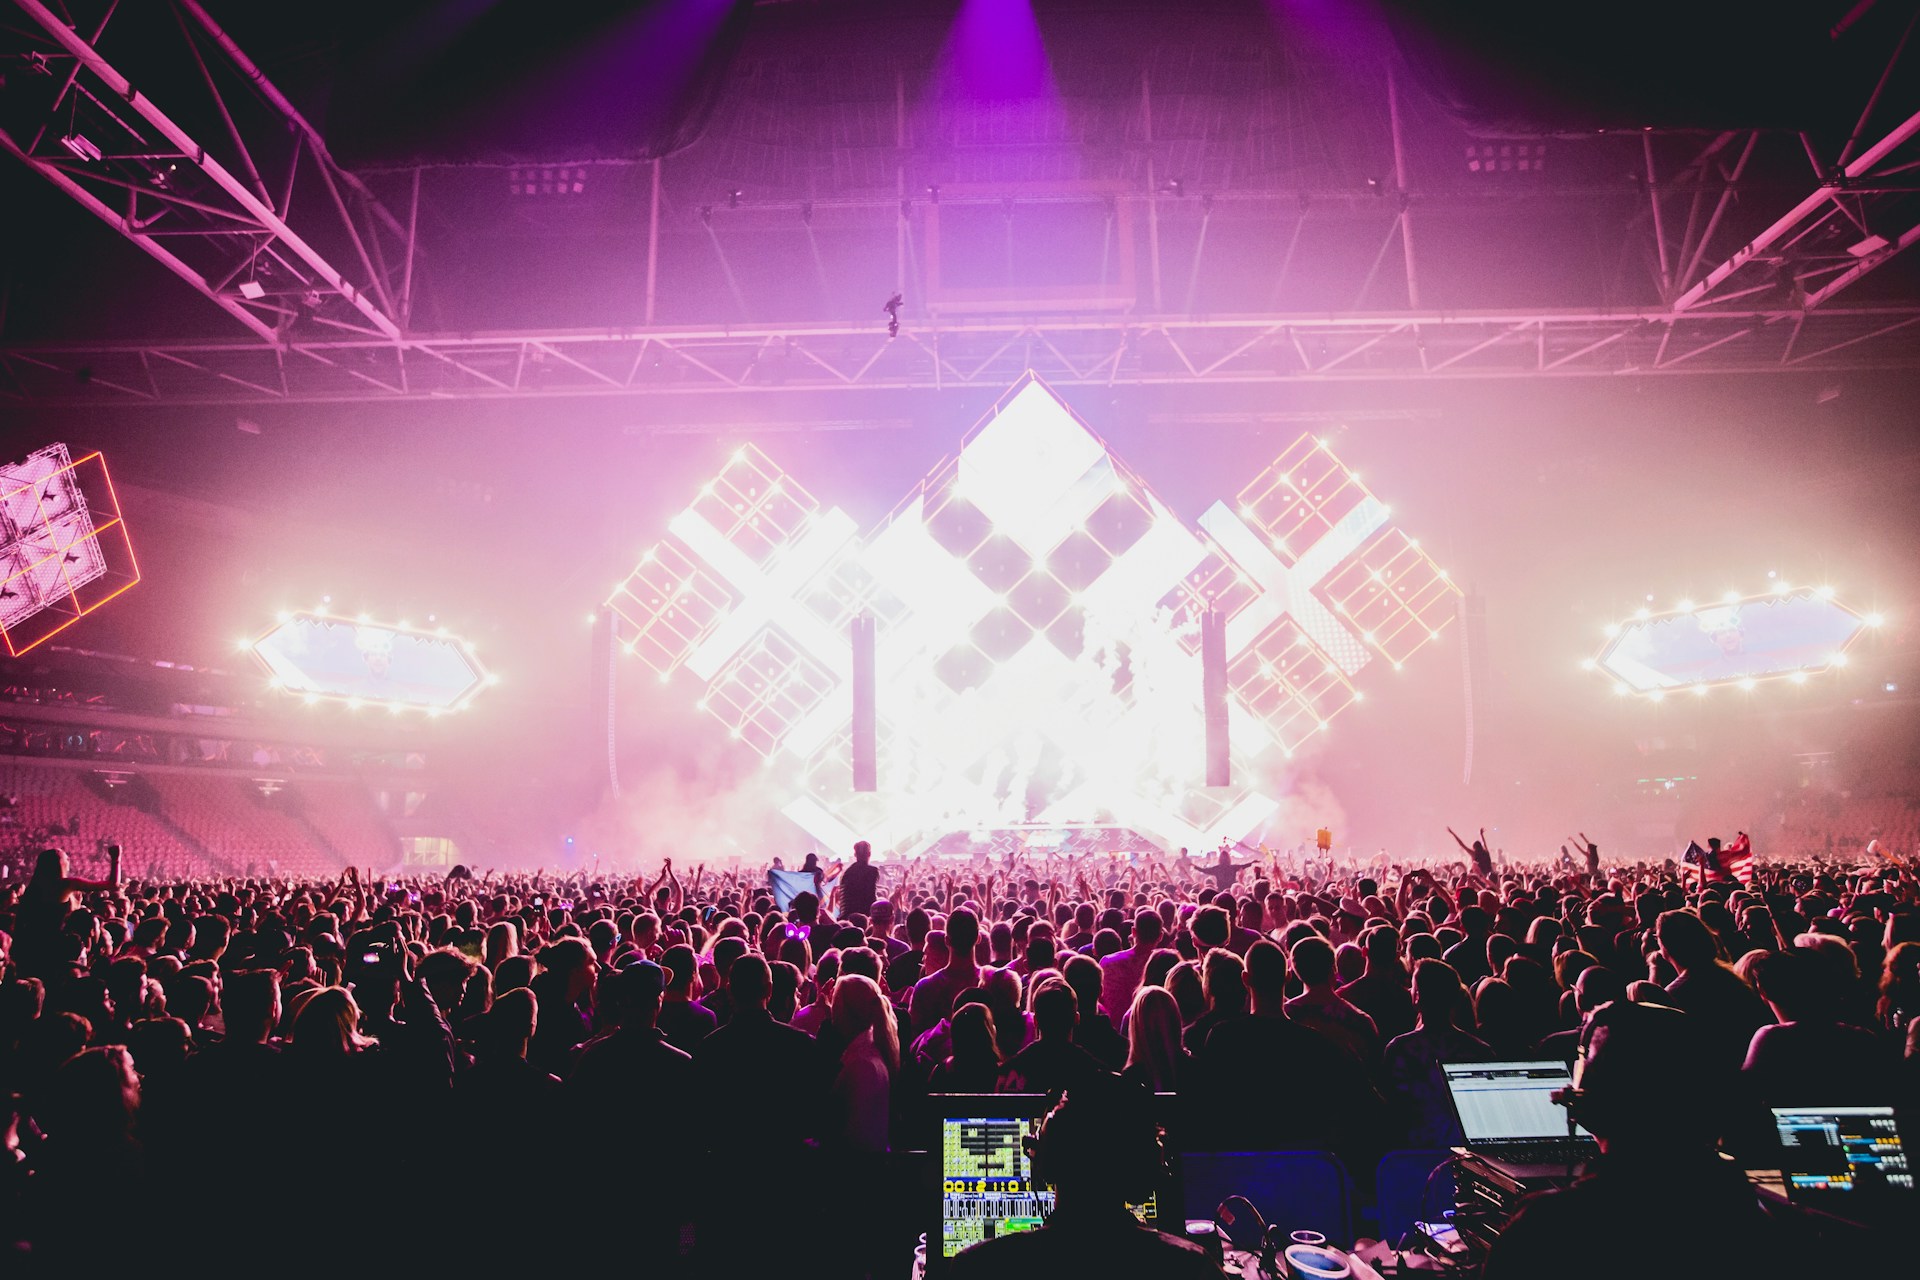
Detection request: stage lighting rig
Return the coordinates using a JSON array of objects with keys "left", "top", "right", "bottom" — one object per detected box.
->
[
  {"left": 1589, "top": 584, "right": 1879, "bottom": 700},
  {"left": 0, "top": 444, "right": 139, "bottom": 656},
  {"left": 248, "top": 612, "right": 489, "bottom": 713},
  {"left": 603, "top": 373, "right": 1461, "bottom": 856}
]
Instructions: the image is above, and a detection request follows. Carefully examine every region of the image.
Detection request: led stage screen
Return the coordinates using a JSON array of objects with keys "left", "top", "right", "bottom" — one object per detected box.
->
[
  {"left": 1597, "top": 590, "right": 1869, "bottom": 694},
  {"left": 252, "top": 613, "right": 487, "bottom": 711}
]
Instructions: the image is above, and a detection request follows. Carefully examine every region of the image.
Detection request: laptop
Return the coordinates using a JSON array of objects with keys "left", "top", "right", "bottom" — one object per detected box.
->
[
  {"left": 925, "top": 1093, "right": 1178, "bottom": 1274},
  {"left": 1751, "top": 1105, "right": 1914, "bottom": 1225},
  {"left": 1442, "top": 1060, "right": 1598, "bottom": 1179}
]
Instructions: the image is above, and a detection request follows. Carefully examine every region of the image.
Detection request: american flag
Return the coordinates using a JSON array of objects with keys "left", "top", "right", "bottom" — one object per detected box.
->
[
  {"left": 1683, "top": 834, "right": 1756, "bottom": 886},
  {"left": 1722, "top": 833, "right": 1756, "bottom": 885}
]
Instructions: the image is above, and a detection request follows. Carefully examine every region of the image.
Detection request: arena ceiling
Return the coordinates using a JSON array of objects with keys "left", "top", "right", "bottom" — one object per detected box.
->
[{"left": 0, "top": 0, "right": 1916, "bottom": 405}]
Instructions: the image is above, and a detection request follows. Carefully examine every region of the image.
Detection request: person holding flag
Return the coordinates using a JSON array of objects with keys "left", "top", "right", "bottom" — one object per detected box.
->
[{"left": 1682, "top": 832, "right": 1756, "bottom": 886}]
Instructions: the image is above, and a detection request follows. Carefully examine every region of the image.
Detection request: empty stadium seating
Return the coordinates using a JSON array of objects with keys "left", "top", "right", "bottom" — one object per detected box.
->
[
  {"left": 0, "top": 761, "right": 195, "bottom": 878},
  {"left": 1778, "top": 792, "right": 1920, "bottom": 859},
  {"left": 0, "top": 758, "right": 402, "bottom": 880}
]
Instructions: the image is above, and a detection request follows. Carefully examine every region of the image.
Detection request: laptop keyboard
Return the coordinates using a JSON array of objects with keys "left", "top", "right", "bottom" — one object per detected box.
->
[{"left": 1482, "top": 1139, "right": 1595, "bottom": 1162}]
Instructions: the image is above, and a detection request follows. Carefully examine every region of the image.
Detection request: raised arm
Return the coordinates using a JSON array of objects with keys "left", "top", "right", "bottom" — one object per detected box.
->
[{"left": 1446, "top": 827, "right": 1474, "bottom": 855}]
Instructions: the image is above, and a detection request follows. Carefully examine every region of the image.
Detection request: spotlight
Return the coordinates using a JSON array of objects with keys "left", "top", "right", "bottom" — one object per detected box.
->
[
  {"left": 926, "top": 184, "right": 940, "bottom": 204},
  {"left": 1887, "top": 682, "right": 1900, "bottom": 693},
  {"left": 238, "top": 279, "right": 266, "bottom": 301},
  {"left": 1739, "top": 678, "right": 1757, "bottom": 691},
  {"left": 59, "top": 132, "right": 102, "bottom": 162},
  {"left": 1648, "top": 689, "right": 1665, "bottom": 703},
  {"left": 1790, "top": 671, "right": 1808, "bottom": 684},
  {"left": 1676, "top": 599, "right": 1694, "bottom": 612},
  {"left": 1817, "top": 585, "right": 1836, "bottom": 600},
  {"left": 1580, "top": 658, "right": 1596, "bottom": 671},
  {"left": 1866, "top": 613, "right": 1884, "bottom": 627},
  {"left": 1160, "top": 177, "right": 1184, "bottom": 197},
  {"left": 727, "top": 188, "right": 741, "bottom": 209},
  {"left": 1722, "top": 590, "right": 1740, "bottom": 603},
  {"left": 1831, "top": 653, "right": 1849, "bottom": 667}
]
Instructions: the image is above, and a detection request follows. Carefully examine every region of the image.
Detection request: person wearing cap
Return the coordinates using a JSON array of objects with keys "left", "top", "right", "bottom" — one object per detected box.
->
[
  {"left": 1484, "top": 1000, "right": 1836, "bottom": 1280},
  {"left": 570, "top": 960, "right": 691, "bottom": 1112}
]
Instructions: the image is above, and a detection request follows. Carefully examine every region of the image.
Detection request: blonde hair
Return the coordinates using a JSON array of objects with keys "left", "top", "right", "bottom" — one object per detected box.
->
[
  {"left": 1123, "top": 985, "right": 1184, "bottom": 1091},
  {"left": 831, "top": 973, "right": 898, "bottom": 1073},
  {"left": 290, "top": 985, "right": 374, "bottom": 1057}
]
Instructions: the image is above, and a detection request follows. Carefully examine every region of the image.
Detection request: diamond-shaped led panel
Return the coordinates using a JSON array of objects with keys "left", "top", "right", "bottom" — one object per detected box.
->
[
  {"left": 0, "top": 444, "right": 139, "bottom": 657},
  {"left": 1160, "top": 544, "right": 1263, "bottom": 655},
  {"left": 690, "top": 444, "right": 820, "bottom": 568},
  {"left": 1236, "top": 435, "right": 1369, "bottom": 566},
  {"left": 608, "top": 542, "right": 736, "bottom": 676},
  {"left": 251, "top": 613, "right": 487, "bottom": 712},
  {"left": 1592, "top": 587, "right": 1875, "bottom": 697},
  {"left": 1320, "top": 528, "right": 1457, "bottom": 667},
  {"left": 1228, "top": 618, "right": 1358, "bottom": 755},
  {"left": 703, "top": 627, "right": 838, "bottom": 758}
]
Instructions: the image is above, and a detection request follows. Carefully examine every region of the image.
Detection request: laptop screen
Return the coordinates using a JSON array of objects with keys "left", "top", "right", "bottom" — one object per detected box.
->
[
  {"left": 933, "top": 1095, "right": 1170, "bottom": 1262},
  {"left": 1442, "top": 1061, "right": 1592, "bottom": 1144},
  {"left": 1770, "top": 1106, "right": 1913, "bottom": 1200}
]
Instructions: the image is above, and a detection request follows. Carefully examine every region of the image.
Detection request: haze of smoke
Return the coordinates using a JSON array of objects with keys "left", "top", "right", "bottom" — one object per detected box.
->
[{"left": 575, "top": 741, "right": 807, "bottom": 872}]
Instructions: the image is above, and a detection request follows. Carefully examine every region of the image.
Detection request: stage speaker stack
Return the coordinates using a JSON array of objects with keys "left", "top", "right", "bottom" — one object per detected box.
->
[
  {"left": 1201, "top": 607, "right": 1230, "bottom": 787},
  {"left": 851, "top": 614, "right": 877, "bottom": 792}
]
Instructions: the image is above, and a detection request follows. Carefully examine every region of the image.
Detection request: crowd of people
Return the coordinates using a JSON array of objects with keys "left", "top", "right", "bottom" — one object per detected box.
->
[{"left": 0, "top": 834, "right": 1913, "bottom": 1273}]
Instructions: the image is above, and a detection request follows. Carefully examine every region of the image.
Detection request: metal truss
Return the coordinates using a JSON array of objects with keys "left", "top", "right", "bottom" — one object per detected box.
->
[
  {"left": 1671, "top": 8, "right": 1920, "bottom": 316},
  {"left": 0, "top": 0, "right": 407, "bottom": 343},
  {"left": 2, "top": 305, "right": 1915, "bottom": 405},
  {"left": 1671, "top": 110, "right": 1920, "bottom": 314},
  {"left": 3, "top": 3, "right": 1919, "bottom": 407}
]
